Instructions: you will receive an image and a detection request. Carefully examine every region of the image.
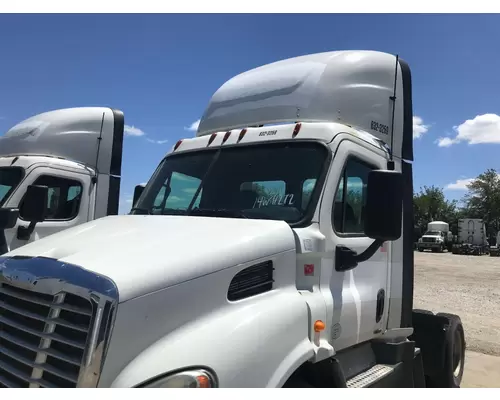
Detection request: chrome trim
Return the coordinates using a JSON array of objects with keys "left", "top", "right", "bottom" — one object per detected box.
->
[{"left": 0, "top": 256, "right": 119, "bottom": 388}]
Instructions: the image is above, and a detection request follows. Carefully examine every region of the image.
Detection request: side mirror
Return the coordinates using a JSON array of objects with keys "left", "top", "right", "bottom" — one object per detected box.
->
[
  {"left": 22, "top": 185, "right": 49, "bottom": 223},
  {"left": 335, "top": 169, "right": 404, "bottom": 272},
  {"left": 0, "top": 208, "right": 20, "bottom": 230},
  {"left": 16, "top": 185, "right": 49, "bottom": 241},
  {"left": 364, "top": 170, "right": 403, "bottom": 241},
  {"left": 133, "top": 184, "right": 145, "bottom": 206}
]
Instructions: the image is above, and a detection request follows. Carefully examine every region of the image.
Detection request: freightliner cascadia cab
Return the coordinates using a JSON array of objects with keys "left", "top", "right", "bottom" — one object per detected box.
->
[
  {"left": 0, "top": 107, "right": 125, "bottom": 253},
  {"left": 0, "top": 51, "right": 465, "bottom": 388}
]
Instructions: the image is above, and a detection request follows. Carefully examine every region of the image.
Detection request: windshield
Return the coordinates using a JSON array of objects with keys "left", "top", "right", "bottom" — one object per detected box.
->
[
  {"left": 132, "top": 141, "right": 329, "bottom": 224},
  {"left": 0, "top": 167, "right": 24, "bottom": 207},
  {"left": 424, "top": 230, "right": 441, "bottom": 236}
]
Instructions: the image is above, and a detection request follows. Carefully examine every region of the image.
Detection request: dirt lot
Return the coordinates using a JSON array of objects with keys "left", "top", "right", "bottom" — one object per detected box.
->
[{"left": 414, "top": 251, "right": 500, "bottom": 387}]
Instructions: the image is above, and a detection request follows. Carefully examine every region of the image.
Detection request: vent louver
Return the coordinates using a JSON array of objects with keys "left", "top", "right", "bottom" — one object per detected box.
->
[{"left": 227, "top": 261, "right": 274, "bottom": 301}]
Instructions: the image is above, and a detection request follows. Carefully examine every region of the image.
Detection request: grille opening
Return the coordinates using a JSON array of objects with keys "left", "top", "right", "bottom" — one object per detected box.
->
[
  {"left": 64, "top": 293, "right": 92, "bottom": 312},
  {"left": 1, "top": 283, "right": 54, "bottom": 303},
  {"left": 54, "top": 324, "right": 87, "bottom": 345},
  {"left": 45, "top": 355, "right": 80, "bottom": 380},
  {"left": 2, "top": 309, "right": 46, "bottom": 332},
  {"left": 51, "top": 340, "right": 84, "bottom": 363},
  {"left": 0, "top": 350, "right": 33, "bottom": 377},
  {"left": 1, "top": 322, "right": 43, "bottom": 347},
  {"left": 0, "top": 366, "right": 30, "bottom": 388},
  {"left": 0, "top": 336, "right": 37, "bottom": 362},
  {"left": 59, "top": 309, "right": 91, "bottom": 328},
  {"left": 0, "top": 292, "right": 52, "bottom": 318},
  {"left": 42, "top": 369, "right": 76, "bottom": 388},
  {"left": 228, "top": 261, "right": 274, "bottom": 301}
]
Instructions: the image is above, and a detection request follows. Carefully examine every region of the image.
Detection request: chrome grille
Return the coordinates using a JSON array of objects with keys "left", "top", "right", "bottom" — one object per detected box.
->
[
  {"left": 0, "top": 283, "right": 93, "bottom": 388},
  {"left": 0, "top": 256, "right": 118, "bottom": 389},
  {"left": 422, "top": 237, "right": 436, "bottom": 243}
]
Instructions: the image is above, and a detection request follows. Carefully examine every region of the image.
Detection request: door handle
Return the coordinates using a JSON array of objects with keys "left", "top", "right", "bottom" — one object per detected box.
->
[{"left": 375, "top": 289, "right": 385, "bottom": 323}]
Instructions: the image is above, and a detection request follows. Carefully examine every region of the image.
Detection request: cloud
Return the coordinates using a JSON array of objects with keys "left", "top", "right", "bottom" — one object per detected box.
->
[
  {"left": 125, "top": 198, "right": 133, "bottom": 203},
  {"left": 436, "top": 137, "right": 455, "bottom": 147},
  {"left": 413, "top": 116, "right": 429, "bottom": 139},
  {"left": 146, "top": 138, "right": 169, "bottom": 144},
  {"left": 184, "top": 119, "right": 200, "bottom": 132},
  {"left": 445, "top": 178, "right": 474, "bottom": 191},
  {"left": 437, "top": 113, "right": 500, "bottom": 147},
  {"left": 124, "top": 125, "right": 145, "bottom": 137},
  {"left": 182, "top": 188, "right": 197, "bottom": 194}
]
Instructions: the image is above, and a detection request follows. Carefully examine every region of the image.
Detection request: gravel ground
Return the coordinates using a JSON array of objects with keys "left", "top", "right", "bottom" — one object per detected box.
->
[{"left": 414, "top": 251, "right": 500, "bottom": 356}]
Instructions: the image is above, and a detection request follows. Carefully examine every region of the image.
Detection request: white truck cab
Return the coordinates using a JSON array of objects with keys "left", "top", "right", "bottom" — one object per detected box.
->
[
  {"left": 0, "top": 51, "right": 465, "bottom": 389},
  {"left": 417, "top": 221, "right": 451, "bottom": 252},
  {"left": 0, "top": 107, "right": 125, "bottom": 253}
]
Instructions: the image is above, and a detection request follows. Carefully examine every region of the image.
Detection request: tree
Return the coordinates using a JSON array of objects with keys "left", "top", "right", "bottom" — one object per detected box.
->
[
  {"left": 413, "top": 185, "right": 459, "bottom": 236},
  {"left": 462, "top": 169, "right": 500, "bottom": 235}
]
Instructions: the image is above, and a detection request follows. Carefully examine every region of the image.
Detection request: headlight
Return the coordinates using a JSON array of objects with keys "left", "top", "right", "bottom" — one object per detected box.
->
[{"left": 143, "top": 369, "right": 216, "bottom": 388}]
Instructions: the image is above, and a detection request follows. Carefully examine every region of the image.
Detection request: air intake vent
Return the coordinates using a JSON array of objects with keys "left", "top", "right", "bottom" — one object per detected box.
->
[{"left": 228, "top": 261, "right": 274, "bottom": 301}]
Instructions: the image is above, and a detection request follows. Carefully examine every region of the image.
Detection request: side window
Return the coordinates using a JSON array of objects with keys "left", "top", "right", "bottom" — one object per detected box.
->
[
  {"left": 20, "top": 175, "right": 83, "bottom": 221},
  {"left": 152, "top": 172, "right": 201, "bottom": 214},
  {"left": 333, "top": 158, "right": 375, "bottom": 234}
]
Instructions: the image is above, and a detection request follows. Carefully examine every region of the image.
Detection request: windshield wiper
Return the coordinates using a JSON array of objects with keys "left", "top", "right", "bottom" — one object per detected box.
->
[
  {"left": 130, "top": 207, "right": 151, "bottom": 215},
  {"left": 189, "top": 208, "right": 249, "bottom": 219}
]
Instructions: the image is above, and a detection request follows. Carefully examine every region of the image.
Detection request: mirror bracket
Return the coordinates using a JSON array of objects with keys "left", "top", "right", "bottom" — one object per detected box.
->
[
  {"left": 335, "top": 239, "right": 384, "bottom": 272},
  {"left": 17, "top": 221, "right": 38, "bottom": 241}
]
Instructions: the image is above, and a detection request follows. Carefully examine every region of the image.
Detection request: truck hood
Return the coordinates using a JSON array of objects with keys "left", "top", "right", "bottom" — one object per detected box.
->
[{"left": 6, "top": 215, "right": 296, "bottom": 302}]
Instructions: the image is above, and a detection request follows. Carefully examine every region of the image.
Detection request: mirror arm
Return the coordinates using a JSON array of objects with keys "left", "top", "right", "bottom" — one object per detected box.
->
[
  {"left": 0, "top": 230, "right": 8, "bottom": 255},
  {"left": 17, "top": 221, "right": 38, "bottom": 241},
  {"left": 336, "top": 239, "right": 385, "bottom": 272},
  {"left": 354, "top": 239, "right": 384, "bottom": 263}
]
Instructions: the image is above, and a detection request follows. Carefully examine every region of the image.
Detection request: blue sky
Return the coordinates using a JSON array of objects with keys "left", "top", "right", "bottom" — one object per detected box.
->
[{"left": 0, "top": 14, "right": 499, "bottom": 214}]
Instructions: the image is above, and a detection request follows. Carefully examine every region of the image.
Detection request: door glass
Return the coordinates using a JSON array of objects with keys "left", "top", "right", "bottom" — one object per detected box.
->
[
  {"left": 19, "top": 175, "right": 83, "bottom": 221},
  {"left": 333, "top": 158, "right": 373, "bottom": 234}
]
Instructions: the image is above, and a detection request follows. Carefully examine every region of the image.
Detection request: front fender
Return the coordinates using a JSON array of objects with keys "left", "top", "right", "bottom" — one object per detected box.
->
[{"left": 109, "top": 290, "right": 313, "bottom": 388}]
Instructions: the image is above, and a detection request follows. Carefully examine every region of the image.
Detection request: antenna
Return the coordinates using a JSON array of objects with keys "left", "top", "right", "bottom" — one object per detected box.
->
[{"left": 388, "top": 54, "right": 399, "bottom": 171}]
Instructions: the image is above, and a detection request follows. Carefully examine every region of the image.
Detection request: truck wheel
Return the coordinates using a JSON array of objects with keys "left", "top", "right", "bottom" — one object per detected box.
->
[
  {"left": 431, "top": 313, "right": 466, "bottom": 388},
  {"left": 413, "top": 309, "right": 434, "bottom": 315},
  {"left": 418, "top": 248, "right": 424, "bottom": 252}
]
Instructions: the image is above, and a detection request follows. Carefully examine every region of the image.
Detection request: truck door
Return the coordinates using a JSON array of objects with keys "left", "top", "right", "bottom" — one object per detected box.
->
[
  {"left": 320, "top": 138, "right": 391, "bottom": 351},
  {"left": 3, "top": 166, "right": 92, "bottom": 251}
]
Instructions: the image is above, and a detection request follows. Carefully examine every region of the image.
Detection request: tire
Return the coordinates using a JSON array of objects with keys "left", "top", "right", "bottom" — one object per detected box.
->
[
  {"left": 413, "top": 309, "right": 434, "bottom": 315},
  {"left": 418, "top": 248, "right": 424, "bottom": 252},
  {"left": 428, "top": 313, "right": 466, "bottom": 388}
]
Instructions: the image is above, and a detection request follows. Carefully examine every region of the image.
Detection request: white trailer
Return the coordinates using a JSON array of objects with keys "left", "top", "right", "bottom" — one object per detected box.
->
[
  {"left": 0, "top": 107, "right": 128, "bottom": 254},
  {"left": 0, "top": 51, "right": 465, "bottom": 388},
  {"left": 454, "top": 218, "right": 488, "bottom": 255}
]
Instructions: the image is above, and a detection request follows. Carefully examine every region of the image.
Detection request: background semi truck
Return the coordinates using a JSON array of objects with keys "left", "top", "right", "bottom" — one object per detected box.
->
[
  {"left": 0, "top": 107, "right": 127, "bottom": 254},
  {"left": 452, "top": 218, "right": 489, "bottom": 255},
  {"left": 490, "top": 231, "right": 500, "bottom": 257},
  {"left": 0, "top": 50, "right": 465, "bottom": 388},
  {"left": 417, "top": 221, "right": 452, "bottom": 252}
]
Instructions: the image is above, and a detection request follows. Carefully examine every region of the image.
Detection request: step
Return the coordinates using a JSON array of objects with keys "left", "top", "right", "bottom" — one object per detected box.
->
[{"left": 346, "top": 364, "right": 395, "bottom": 388}]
